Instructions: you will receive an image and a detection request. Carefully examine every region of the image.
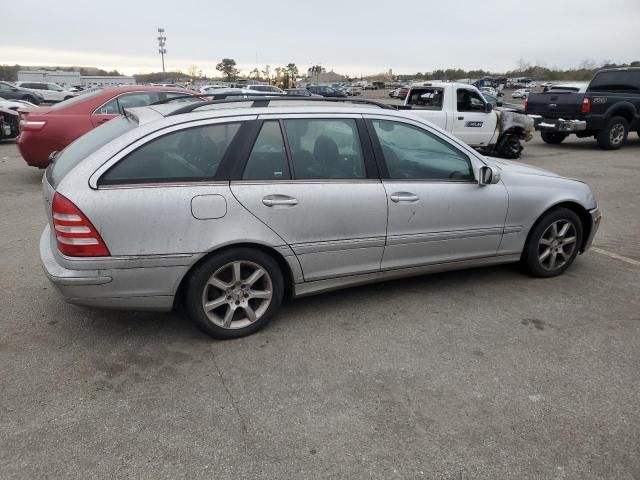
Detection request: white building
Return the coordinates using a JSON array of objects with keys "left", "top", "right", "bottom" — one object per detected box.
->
[
  {"left": 17, "top": 70, "right": 135, "bottom": 87},
  {"left": 80, "top": 75, "right": 135, "bottom": 86},
  {"left": 17, "top": 70, "right": 80, "bottom": 85}
]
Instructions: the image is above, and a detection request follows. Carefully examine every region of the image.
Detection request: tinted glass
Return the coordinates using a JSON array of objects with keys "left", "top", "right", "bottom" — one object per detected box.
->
[
  {"left": 243, "top": 121, "right": 290, "bottom": 180},
  {"left": 49, "top": 116, "right": 136, "bottom": 187},
  {"left": 372, "top": 120, "right": 474, "bottom": 181},
  {"left": 101, "top": 122, "right": 240, "bottom": 185},
  {"left": 0, "top": 82, "right": 11, "bottom": 91},
  {"left": 284, "top": 118, "right": 365, "bottom": 179},
  {"left": 588, "top": 70, "right": 640, "bottom": 92}
]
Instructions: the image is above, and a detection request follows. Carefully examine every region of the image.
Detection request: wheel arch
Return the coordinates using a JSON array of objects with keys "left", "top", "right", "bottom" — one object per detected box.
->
[
  {"left": 605, "top": 103, "right": 636, "bottom": 125},
  {"left": 524, "top": 201, "right": 592, "bottom": 256},
  {"left": 172, "top": 242, "right": 297, "bottom": 311}
]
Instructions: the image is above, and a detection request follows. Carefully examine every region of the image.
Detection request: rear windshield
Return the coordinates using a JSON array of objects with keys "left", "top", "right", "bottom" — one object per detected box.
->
[
  {"left": 48, "top": 116, "right": 135, "bottom": 187},
  {"left": 588, "top": 70, "right": 640, "bottom": 92},
  {"left": 50, "top": 89, "right": 104, "bottom": 110}
]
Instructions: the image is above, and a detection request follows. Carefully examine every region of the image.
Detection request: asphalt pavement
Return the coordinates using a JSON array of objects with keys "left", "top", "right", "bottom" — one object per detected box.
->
[{"left": 1, "top": 133, "right": 639, "bottom": 479}]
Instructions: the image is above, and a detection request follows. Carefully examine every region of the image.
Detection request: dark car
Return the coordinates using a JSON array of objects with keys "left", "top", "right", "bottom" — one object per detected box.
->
[
  {"left": 285, "top": 88, "right": 322, "bottom": 98},
  {"left": 0, "top": 81, "right": 44, "bottom": 105},
  {"left": 526, "top": 67, "right": 640, "bottom": 149},
  {"left": 306, "top": 85, "right": 347, "bottom": 98}
]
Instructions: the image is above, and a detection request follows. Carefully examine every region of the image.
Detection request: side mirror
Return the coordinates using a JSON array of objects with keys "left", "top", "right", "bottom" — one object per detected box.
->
[
  {"left": 485, "top": 103, "right": 493, "bottom": 113},
  {"left": 479, "top": 165, "right": 501, "bottom": 186}
]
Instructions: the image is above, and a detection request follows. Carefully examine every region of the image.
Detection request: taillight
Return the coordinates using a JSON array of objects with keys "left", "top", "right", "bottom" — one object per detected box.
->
[
  {"left": 524, "top": 98, "right": 528, "bottom": 112},
  {"left": 581, "top": 98, "right": 591, "bottom": 114},
  {"left": 52, "top": 193, "right": 110, "bottom": 257},
  {"left": 19, "top": 119, "right": 47, "bottom": 131}
]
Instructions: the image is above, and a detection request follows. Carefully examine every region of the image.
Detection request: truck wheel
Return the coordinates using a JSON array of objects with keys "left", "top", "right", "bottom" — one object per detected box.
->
[
  {"left": 540, "top": 132, "right": 568, "bottom": 144},
  {"left": 496, "top": 134, "right": 522, "bottom": 159},
  {"left": 596, "top": 116, "right": 628, "bottom": 150}
]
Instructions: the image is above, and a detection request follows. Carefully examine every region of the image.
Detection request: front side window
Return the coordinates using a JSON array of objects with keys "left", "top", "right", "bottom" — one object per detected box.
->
[
  {"left": 243, "top": 121, "right": 290, "bottom": 180},
  {"left": 283, "top": 118, "right": 365, "bottom": 179},
  {"left": 372, "top": 119, "right": 474, "bottom": 181},
  {"left": 456, "top": 89, "right": 486, "bottom": 112},
  {"left": 48, "top": 83, "right": 63, "bottom": 91},
  {"left": 100, "top": 122, "right": 241, "bottom": 185}
]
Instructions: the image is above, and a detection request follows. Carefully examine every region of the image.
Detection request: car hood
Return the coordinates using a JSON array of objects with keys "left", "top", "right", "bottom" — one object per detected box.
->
[{"left": 485, "top": 158, "right": 563, "bottom": 179}]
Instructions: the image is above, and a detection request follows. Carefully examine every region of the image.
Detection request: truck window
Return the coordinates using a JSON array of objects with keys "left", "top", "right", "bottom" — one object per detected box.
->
[
  {"left": 456, "top": 89, "right": 486, "bottom": 112},
  {"left": 407, "top": 88, "right": 444, "bottom": 110},
  {"left": 588, "top": 70, "right": 640, "bottom": 92}
]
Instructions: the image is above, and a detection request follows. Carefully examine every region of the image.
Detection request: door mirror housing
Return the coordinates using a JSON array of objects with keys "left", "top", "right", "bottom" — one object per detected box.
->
[
  {"left": 479, "top": 165, "right": 501, "bottom": 186},
  {"left": 485, "top": 103, "right": 493, "bottom": 113}
]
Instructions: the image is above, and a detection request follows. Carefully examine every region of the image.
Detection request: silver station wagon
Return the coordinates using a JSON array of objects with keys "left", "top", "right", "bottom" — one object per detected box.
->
[{"left": 40, "top": 97, "right": 601, "bottom": 339}]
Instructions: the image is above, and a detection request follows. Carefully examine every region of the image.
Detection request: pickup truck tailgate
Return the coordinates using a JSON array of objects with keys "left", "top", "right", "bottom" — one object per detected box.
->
[{"left": 527, "top": 92, "right": 585, "bottom": 118}]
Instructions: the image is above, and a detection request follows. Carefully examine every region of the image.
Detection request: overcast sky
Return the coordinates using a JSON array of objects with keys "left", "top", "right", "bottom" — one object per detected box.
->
[{"left": 1, "top": 0, "right": 639, "bottom": 76}]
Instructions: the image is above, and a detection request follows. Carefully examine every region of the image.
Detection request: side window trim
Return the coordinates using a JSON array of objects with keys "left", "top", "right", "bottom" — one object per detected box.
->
[{"left": 364, "top": 116, "right": 477, "bottom": 183}]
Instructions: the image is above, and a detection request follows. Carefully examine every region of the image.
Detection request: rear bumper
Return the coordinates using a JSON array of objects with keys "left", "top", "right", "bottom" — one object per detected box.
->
[
  {"left": 531, "top": 116, "right": 587, "bottom": 133},
  {"left": 40, "top": 225, "right": 189, "bottom": 311},
  {"left": 583, "top": 207, "right": 602, "bottom": 252}
]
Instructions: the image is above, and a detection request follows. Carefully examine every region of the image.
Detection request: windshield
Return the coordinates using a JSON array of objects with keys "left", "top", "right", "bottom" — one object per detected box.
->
[
  {"left": 48, "top": 116, "right": 135, "bottom": 187},
  {"left": 50, "top": 89, "right": 104, "bottom": 110}
]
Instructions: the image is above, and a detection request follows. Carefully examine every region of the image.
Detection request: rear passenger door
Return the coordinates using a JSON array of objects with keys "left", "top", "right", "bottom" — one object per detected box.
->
[{"left": 230, "top": 114, "right": 388, "bottom": 281}]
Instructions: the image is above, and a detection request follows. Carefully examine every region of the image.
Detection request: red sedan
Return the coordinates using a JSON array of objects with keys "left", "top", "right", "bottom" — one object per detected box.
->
[{"left": 18, "top": 86, "right": 201, "bottom": 168}]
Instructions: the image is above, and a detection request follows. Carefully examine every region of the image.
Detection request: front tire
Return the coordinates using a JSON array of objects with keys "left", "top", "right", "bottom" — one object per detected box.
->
[
  {"left": 495, "top": 134, "right": 522, "bottom": 159},
  {"left": 596, "top": 116, "right": 628, "bottom": 150},
  {"left": 540, "top": 131, "right": 568, "bottom": 144},
  {"left": 186, "top": 248, "right": 284, "bottom": 339},
  {"left": 522, "top": 208, "right": 583, "bottom": 278},
  {"left": 24, "top": 95, "right": 38, "bottom": 104}
]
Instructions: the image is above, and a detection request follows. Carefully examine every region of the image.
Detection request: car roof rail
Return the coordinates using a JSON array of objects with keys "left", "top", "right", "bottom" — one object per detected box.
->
[{"left": 166, "top": 93, "right": 397, "bottom": 116}]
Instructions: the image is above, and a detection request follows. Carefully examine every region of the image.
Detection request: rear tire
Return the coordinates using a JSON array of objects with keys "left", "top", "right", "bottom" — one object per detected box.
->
[
  {"left": 186, "top": 248, "right": 284, "bottom": 339},
  {"left": 24, "top": 95, "right": 38, "bottom": 104},
  {"left": 540, "top": 131, "right": 568, "bottom": 144},
  {"left": 596, "top": 116, "right": 628, "bottom": 150},
  {"left": 522, "top": 207, "right": 583, "bottom": 278}
]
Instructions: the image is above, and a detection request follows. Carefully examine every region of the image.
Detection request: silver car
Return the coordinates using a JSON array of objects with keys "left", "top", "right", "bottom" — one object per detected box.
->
[{"left": 40, "top": 98, "right": 601, "bottom": 339}]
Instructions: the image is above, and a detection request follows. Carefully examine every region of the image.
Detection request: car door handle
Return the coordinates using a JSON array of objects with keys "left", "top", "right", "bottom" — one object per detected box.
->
[
  {"left": 458, "top": 116, "right": 464, "bottom": 120},
  {"left": 390, "top": 192, "right": 419, "bottom": 203},
  {"left": 262, "top": 195, "right": 298, "bottom": 207}
]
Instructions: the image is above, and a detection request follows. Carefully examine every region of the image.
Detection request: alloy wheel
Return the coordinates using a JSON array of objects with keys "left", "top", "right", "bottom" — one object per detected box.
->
[
  {"left": 201, "top": 260, "right": 273, "bottom": 329},
  {"left": 609, "top": 123, "right": 625, "bottom": 145},
  {"left": 537, "top": 220, "right": 577, "bottom": 271}
]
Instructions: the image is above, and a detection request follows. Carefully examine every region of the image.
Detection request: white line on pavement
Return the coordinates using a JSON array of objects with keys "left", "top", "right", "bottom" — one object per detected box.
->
[{"left": 592, "top": 247, "right": 640, "bottom": 267}]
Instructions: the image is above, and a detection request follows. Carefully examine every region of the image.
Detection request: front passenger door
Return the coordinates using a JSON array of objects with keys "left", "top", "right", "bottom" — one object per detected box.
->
[{"left": 367, "top": 116, "right": 508, "bottom": 270}]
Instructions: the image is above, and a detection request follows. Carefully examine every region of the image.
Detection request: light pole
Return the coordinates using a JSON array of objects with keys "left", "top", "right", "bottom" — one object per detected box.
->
[{"left": 157, "top": 28, "right": 167, "bottom": 78}]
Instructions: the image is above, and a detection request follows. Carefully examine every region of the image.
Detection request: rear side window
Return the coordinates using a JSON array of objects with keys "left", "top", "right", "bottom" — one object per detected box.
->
[
  {"left": 243, "top": 121, "right": 290, "bottom": 180},
  {"left": 100, "top": 122, "right": 241, "bottom": 185},
  {"left": 49, "top": 116, "right": 136, "bottom": 187},
  {"left": 96, "top": 92, "right": 164, "bottom": 115},
  {"left": 588, "top": 70, "right": 640, "bottom": 92},
  {"left": 283, "top": 118, "right": 365, "bottom": 179}
]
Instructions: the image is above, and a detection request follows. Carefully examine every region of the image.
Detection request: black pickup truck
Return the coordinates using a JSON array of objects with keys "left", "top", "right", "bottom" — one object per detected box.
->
[{"left": 526, "top": 68, "right": 640, "bottom": 150}]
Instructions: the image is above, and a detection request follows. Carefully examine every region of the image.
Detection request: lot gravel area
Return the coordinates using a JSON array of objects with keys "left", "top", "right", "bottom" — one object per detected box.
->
[{"left": 1, "top": 128, "right": 639, "bottom": 479}]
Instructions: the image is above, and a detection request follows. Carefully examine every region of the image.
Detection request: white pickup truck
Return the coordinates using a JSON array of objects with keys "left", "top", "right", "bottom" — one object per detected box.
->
[{"left": 398, "top": 82, "right": 534, "bottom": 158}]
